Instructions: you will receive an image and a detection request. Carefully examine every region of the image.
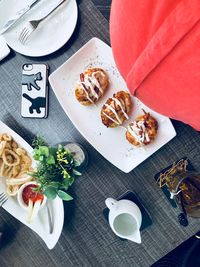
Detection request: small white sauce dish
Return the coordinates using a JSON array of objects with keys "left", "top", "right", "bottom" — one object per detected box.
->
[{"left": 17, "top": 181, "right": 47, "bottom": 210}]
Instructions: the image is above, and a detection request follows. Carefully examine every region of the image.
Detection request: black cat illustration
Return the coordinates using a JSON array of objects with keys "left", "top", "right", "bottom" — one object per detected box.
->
[
  {"left": 23, "top": 93, "right": 46, "bottom": 114},
  {"left": 22, "top": 72, "right": 42, "bottom": 91}
]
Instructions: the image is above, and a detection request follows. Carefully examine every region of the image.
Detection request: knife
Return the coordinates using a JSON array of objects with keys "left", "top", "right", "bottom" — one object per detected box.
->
[{"left": 0, "top": 0, "right": 40, "bottom": 35}]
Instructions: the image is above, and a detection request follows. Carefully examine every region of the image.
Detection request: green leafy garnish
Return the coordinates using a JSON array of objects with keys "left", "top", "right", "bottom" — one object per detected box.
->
[
  {"left": 31, "top": 137, "right": 81, "bottom": 201},
  {"left": 32, "top": 136, "right": 47, "bottom": 148}
]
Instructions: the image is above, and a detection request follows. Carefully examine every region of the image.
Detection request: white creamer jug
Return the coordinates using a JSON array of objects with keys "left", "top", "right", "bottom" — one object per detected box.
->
[{"left": 105, "top": 198, "right": 142, "bottom": 243}]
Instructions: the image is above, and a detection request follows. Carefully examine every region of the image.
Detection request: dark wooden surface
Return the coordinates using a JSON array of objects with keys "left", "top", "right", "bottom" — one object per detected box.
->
[
  {"left": 92, "top": 0, "right": 111, "bottom": 20},
  {"left": 0, "top": 1, "right": 200, "bottom": 267}
]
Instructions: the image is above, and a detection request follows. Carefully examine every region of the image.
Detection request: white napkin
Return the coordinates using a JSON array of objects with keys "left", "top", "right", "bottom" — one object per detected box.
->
[{"left": 0, "top": 36, "right": 10, "bottom": 61}]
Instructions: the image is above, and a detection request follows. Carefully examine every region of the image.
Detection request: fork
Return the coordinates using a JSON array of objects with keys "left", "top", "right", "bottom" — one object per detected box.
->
[
  {"left": 0, "top": 192, "right": 8, "bottom": 207},
  {"left": 19, "top": 0, "right": 67, "bottom": 45}
]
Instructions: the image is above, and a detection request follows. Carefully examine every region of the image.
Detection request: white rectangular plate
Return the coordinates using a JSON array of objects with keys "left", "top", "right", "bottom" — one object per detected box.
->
[
  {"left": 49, "top": 37, "right": 176, "bottom": 173},
  {"left": 0, "top": 121, "right": 64, "bottom": 249}
]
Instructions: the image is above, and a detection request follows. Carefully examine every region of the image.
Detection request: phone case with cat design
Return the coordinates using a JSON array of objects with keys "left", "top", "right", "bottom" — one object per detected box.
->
[{"left": 21, "top": 63, "right": 49, "bottom": 118}]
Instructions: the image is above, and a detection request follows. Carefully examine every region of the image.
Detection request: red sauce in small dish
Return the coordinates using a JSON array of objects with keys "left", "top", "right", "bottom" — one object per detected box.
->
[{"left": 22, "top": 184, "right": 44, "bottom": 206}]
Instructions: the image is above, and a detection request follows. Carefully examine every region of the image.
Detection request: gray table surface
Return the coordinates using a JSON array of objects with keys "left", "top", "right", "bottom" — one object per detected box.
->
[{"left": 1, "top": 0, "right": 200, "bottom": 266}]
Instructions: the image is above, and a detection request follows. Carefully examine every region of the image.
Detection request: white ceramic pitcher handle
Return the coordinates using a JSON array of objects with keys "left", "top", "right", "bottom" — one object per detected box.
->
[{"left": 105, "top": 198, "right": 117, "bottom": 210}]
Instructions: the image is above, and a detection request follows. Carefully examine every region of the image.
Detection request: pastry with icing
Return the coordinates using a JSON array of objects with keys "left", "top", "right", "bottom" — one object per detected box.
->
[
  {"left": 101, "top": 91, "right": 132, "bottom": 127},
  {"left": 126, "top": 111, "right": 158, "bottom": 146},
  {"left": 75, "top": 68, "right": 109, "bottom": 105}
]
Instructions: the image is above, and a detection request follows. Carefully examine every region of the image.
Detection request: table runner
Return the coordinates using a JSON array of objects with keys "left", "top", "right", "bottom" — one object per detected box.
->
[{"left": 0, "top": 0, "right": 200, "bottom": 266}]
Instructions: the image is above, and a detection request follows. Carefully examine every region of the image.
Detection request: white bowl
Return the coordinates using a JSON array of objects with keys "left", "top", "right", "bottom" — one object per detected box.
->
[{"left": 17, "top": 181, "right": 47, "bottom": 210}]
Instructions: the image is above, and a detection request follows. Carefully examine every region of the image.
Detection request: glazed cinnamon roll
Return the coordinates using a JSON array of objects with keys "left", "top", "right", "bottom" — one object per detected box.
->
[
  {"left": 101, "top": 91, "right": 132, "bottom": 127},
  {"left": 75, "top": 68, "right": 109, "bottom": 105},
  {"left": 126, "top": 111, "right": 158, "bottom": 146}
]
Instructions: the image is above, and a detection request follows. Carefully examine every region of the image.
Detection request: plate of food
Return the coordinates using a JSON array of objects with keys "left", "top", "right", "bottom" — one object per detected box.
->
[
  {"left": 0, "top": 0, "right": 78, "bottom": 57},
  {"left": 0, "top": 121, "right": 64, "bottom": 249},
  {"left": 49, "top": 37, "right": 176, "bottom": 173}
]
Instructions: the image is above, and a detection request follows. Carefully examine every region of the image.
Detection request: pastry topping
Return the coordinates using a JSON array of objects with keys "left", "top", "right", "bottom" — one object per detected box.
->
[
  {"left": 104, "top": 103, "right": 122, "bottom": 124},
  {"left": 101, "top": 91, "right": 132, "bottom": 128},
  {"left": 102, "top": 111, "right": 120, "bottom": 125},
  {"left": 127, "top": 120, "right": 150, "bottom": 145},
  {"left": 79, "top": 71, "right": 105, "bottom": 102},
  {"left": 126, "top": 111, "right": 158, "bottom": 146},
  {"left": 111, "top": 97, "right": 129, "bottom": 120},
  {"left": 75, "top": 68, "right": 109, "bottom": 106}
]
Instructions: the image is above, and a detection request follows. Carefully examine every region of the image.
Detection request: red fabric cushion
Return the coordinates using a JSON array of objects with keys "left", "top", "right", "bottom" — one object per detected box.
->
[{"left": 110, "top": 0, "right": 200, "bottom": 130}]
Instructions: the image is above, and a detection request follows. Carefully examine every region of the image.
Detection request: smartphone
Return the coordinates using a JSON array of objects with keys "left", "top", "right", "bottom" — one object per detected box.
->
[{"left": 21, "top": 63, "right": 49, "bottom": 118}]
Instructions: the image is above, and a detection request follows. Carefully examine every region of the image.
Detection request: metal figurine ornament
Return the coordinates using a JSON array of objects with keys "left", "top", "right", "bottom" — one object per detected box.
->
[{"left": 157, "top": 159, "right": 200, "bottom": 219}]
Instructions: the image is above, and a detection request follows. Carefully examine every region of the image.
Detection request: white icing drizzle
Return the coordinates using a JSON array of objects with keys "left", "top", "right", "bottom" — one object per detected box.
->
[
  {"left": 80, "top": 84, "right": 94, "bottom": 104},
  {"left": 91, "top": 71, "right": 104, "bottom": 94},
  {"left": 111, "top": 97, "right": 129, "bottom": 119},
  {"left": 102, "top": 112, "right": 120, "bottom": 125},
  {"left": 80, "top": 81, "right": 98, "bottom": 100},
  {"left": 105, "top": 104, "right": 122, "bottom": 124},
  {"left": 128, "top": 120, "right": 150, "bottom": 144},
  {"left": 79, "top": 71, "right": 104, "bottom": 102},
  {"left": 103, "top": 97, "right": 129, "bottom": 125}
]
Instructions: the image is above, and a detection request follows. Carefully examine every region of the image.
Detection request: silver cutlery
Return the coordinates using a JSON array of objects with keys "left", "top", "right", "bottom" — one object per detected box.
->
[
  {"left": 46, "top": 202, "right": 53, "bottom": 234},
  {"left": 0, "top": 192, "right": 8, "bottom": 207},
  {"left": 0, "top": 0, "right": 40, "bottom": 35},
  {"left": 19, "top": 0, "right": 67, "bottom": 45}
]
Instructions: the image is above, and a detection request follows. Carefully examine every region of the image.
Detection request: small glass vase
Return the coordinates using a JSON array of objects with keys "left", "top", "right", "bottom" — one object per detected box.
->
[{"left": 62, "top": 142, "right": 88, "bottom": 172}]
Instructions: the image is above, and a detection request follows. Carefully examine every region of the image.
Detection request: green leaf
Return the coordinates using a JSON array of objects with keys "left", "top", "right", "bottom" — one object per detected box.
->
[
  {"left": 74, "top": 160, "right": 81, "bottom": 167},
  {"left": 73, "top": 169, "right": 82, "bottom": 176},
  {"left": 39, "top": 155, "right": 44, "bottom": 161},
  {"left": 32, "top": 136, "right": 47, "bottom": 148},
  {"left": 49, "top": 182, "right": 60, "bottom": 189},
  {"left": 57, "top": 144, "right": 63, "bottom": 152},
  {"left": 69, "top": 176, "right": 75, "bottom": 186},
  {"left": 49, "top": 147, "right": 57, "bottom": 157},
  {"left": 44, "top": 186, "right": 57, "bottom": 200},
  {"left": 46, "top": 154, "right": 55, "bottom": 164},
  {"left": 33, "top": 149, "right": 41, "bottom": 159},
  {"left": 61, "top": 180, "right": 69, "bottom": 190},
  {"left": 39, "top": 146, "right": 49, "bottom": 157},
  {"left": 33, "top": 154, "right": 40, "bottom": 160},
  {"left": 57, "top": 190, "right": 73, "bottom": 201}
]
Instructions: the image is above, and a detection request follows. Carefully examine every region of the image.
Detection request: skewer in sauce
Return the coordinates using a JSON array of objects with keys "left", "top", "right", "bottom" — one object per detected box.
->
[
  {"left": 22, "top": 184, "right": 44, "bottom": 206},
  {"left": 21, "top": 183, "right": 45, "bottom": 223}
]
